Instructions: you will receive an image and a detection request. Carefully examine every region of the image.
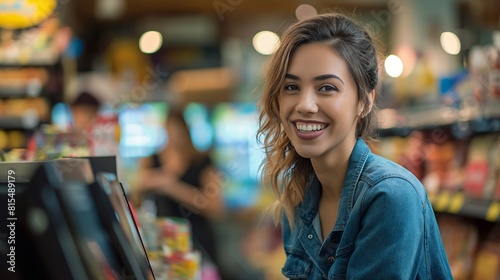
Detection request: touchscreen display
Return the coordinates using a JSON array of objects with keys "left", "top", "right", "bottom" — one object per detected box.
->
[{"left": 96, "top": 173, "right": 155, "bottom": 279}]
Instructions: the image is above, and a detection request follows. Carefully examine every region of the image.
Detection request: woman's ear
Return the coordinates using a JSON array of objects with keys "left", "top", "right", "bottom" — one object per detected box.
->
[
  {"left": 358, "top": 90, "right": 375, "bottom": 117},
  {"left": 364, "top": 90, "right": 375, "bottom": 117}
]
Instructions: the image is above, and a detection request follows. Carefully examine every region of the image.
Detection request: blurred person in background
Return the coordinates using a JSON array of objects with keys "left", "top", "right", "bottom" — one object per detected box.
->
[
  {"left": 136, "top": 108, "right": 225, "bottom": 277},
  {"left": 70, "top": 90, "right": 101, "bottom": 132},
  {"left": 257, "top": 13, "right": 452, "bottom": 279}
]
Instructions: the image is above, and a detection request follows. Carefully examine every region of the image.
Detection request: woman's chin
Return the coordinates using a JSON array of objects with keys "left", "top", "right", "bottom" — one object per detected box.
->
[{"left": 293, "top": 147, "right": 321, "bottom": 159}]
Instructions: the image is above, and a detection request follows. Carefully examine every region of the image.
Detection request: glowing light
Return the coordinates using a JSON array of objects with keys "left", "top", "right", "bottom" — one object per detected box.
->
[
  {"left": 440, "top": 32, "right": 461, "bottom": 55},
  {"left": 139, "top": 31, "right": 163, "bottom": 54},
  {"left": 252, "top": 31, "right": 280, "bottom": 55},
  {"left": 295, "top": 4, "right": 317, "bottom": 20},
  {"left": 384, "top": 55, "right": 404, "bottom": 78}
]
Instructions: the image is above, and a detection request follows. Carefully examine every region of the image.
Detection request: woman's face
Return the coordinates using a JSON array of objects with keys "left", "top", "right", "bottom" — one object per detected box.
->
[
  {"left": 165, "top": 118, "right": 190, "bottom": 148},
  {"left": 279, "top": 42, "right": 363, "bottom": 161}
]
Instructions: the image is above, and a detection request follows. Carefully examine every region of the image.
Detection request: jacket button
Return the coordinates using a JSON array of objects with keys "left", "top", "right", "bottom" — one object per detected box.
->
[
  {"left": 328, "top": 256, "right": 335, "bottom": 263},
  {"left": 307, "top": 234, "right": 313, "bottom": 239}
]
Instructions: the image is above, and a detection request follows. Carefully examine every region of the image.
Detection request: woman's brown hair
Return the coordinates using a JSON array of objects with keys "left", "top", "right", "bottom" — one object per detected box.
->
[{"left": 257, "top": 13, "right": 380, "bottom": 226}]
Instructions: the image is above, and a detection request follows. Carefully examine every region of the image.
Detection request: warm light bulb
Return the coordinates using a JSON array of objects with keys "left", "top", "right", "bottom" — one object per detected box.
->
[
  {"left": 252, "top": 31, "right": 280, "bottom": 55},
  {"left": 384, "top": 55, "right": 404, "bottom": 78},
  {"left": 139, "top": 31, "right": 163, "bottom": 54},
  {"left": 440, "top": 32, "right": 461, "bottom": 55}
]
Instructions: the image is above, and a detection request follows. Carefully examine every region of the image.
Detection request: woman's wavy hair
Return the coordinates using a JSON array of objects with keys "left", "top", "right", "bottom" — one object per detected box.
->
[{"left": 257, "top": 13, "right": 380, "bottom": 227}]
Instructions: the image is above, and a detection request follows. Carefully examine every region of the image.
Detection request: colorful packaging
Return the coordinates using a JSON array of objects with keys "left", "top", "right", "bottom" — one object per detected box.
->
[
  {"left": 438, "top": 215, "right": 478, "bottom": 280},
  {"left": 86, "top": 110, "right": 120, "bottom": 156},
  {"left": 158, "top": 217, "right": 192, "bottom": 254},
  {"left": 472, "top": 242, "right": 500, "bottom": 280},
  {"left": 166, "top": 251, "right": 200, "bottom": 280},
  {"left": 463, "top": 135, "right": 496, "bottom": 199},
  {"left": 472, "top": 225, "right": 500, "bottom": 280}
]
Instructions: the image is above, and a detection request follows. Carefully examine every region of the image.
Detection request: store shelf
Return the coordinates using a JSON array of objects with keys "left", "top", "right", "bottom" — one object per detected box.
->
[
  {"left": 429, "top": 191, "right": 500, "bottom": 223},
  {"left": 0, "top": 86, "right": 42, "bottom": 98},
  {"left": 0, "top": 56, "right": 59, "bottom": 68},
  {"left": 377, "top": 100, "right": 500, "bottom": 137},
  {"left": 0, "top": 115, "right": 39, "bottom": 130}
]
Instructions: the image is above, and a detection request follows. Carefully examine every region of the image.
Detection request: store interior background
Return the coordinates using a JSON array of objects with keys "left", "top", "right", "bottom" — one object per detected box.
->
[{"left": 1, "top": 0, "right": 500, "bottom": 279}]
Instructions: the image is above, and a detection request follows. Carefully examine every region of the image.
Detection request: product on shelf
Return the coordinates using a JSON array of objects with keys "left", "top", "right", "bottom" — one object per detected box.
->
[
  {"left": 484, "top": 135, "right": 500, "bottom": 200},
  {"left": 135, "top": 214, "right": 202, "bottom": 279},
  {"left": 165, "top": 251, "right": 200, "bottom": 280},
  {"left": 0, "top": 130, "right": 7, "bottom": 149},
  {"left": 472, "top": 241, "right": 500, "bottom": 280},
  {"left": 463, "top": 135, "right": 499, "bottom": 199},
  {"left": 490, "top": 31, "right": 500, "bottom": 98},
  {"left": 0, "top": 16, "right": 70, "bottom": 156},
  {"left": 87, "top": 109, "right": 120, "bottom": 156},
  {"left": 471, "top": 225, "right": 500, "bottom": 280},
  {"left": 26, "top": 125, "right": 91, "bottom": 160},
  {"left": 7, "top": 130, "right": 24, "bottom": 148},
  {"left": 438, "top": 215, "right": 479, "bottom": 280},
  {"left": 153, "top": 217, "right": 200, "bottom": 280},
  {"left": 0, "top": 68, "right": 49, "bottom": 91},
  {"left": 158, "top": 217, "right": 192, "bottom": 255},
  {"left": 0, "top": 17, "right": 66, "bottom": 65},
  {"left": 442, "top": 138, "right": 469, "bottom": 192},
  {"left": 0, "top": 129, "right": 29, "bottom": 150},
  {"left": 1, "top": 98, "right": 50, "bottom": 120},
  {"left": 422, "top": 140, "right": 455, "bottom": 194}
]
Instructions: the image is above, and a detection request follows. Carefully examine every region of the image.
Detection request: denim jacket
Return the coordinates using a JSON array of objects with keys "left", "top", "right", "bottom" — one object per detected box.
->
[{"left": 281, "top": 138, "right": 452, "bottom": 279}]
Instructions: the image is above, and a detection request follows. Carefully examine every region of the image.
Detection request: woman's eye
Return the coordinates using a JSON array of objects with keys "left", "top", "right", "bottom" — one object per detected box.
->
[
  {"left": 284, "top": 84, "right": 299, "bottom": 91},
  {"left": 319, "top": 85, "right": 338, "bottom": 92}
]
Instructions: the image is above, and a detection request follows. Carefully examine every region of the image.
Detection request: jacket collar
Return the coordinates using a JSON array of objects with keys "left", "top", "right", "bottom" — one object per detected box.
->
[{"left": 298, "top": 137, "right": 371, "bottom": 229}]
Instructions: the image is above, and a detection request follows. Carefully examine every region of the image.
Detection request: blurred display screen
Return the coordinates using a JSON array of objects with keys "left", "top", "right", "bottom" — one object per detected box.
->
[
  {"left": 212, "top": 103, "right": 265, "bottom": 209},
  {"left": 119, "top": 102, "right": 167, "bottom": 158},
  {"left": 184, "top": 103, "right": 213, "bottom": 152}
]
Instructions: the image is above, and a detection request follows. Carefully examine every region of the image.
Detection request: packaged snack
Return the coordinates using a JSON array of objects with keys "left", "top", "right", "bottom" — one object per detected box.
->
[
  {"left": 472, "top": 225, "right": 500, "bottom": 280},
  {"left": 158, "top": 217, "right": 192, "bottom": 254},
  {"left": 472, "top": 242, "right": 500, "bottom": 280},
  {"left": 464, "top": 135, "right": 496, "bottom": 199},
  {"left": 438, "top": 215, "right": 479, "bottom": 280}
]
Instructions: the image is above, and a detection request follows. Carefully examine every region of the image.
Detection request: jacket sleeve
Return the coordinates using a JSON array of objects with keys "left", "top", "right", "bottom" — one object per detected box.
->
[{"left": 345, "top": 178, "right": 425, "bottom": 279}]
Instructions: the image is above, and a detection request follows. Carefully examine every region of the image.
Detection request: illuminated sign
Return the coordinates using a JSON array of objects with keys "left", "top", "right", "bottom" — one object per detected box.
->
[{"left": 0, "top": 0, "right": 57, "bottom": 29}]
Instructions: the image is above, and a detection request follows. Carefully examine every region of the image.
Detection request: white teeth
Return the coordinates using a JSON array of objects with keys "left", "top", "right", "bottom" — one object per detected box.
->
[{"left": 295, "top": 122, "right": 326, "bottom": 132}]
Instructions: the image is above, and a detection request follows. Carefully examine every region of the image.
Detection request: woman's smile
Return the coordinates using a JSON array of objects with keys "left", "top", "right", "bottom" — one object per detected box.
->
[
  {"left": 292, "top": 121, "right": 330, "bottom": 140},
  {"left": 279, "top": 42, "right": 360, "bottom": 160}
]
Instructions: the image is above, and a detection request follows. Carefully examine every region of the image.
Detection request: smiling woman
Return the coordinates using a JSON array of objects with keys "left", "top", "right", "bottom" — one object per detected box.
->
[
  {"left": 279, "top": 42, "right": 365, "bottom": 159},
  {"left": 257, "top": 13, "right": 453, "bottom": 280}
]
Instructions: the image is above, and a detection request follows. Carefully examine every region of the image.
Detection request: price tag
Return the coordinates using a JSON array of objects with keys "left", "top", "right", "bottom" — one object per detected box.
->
[
  {"left": 486, "top": 202, "right": 500, "bottom": 222},
  {"left": 435, "top": 191, "right": 451, "bottom": 212},
  {"left": 448, "top": 193, "right": 465, "bottom": 214}
]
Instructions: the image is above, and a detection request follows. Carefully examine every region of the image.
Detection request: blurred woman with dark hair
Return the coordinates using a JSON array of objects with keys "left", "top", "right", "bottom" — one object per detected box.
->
[{"left": 136, "top": 107, "right": 225, "bottom": 273}]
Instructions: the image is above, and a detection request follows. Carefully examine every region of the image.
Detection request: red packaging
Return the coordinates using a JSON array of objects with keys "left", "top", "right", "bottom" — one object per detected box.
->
[{"left": 464, "top": 161, "right": 489, "bottom": 199}]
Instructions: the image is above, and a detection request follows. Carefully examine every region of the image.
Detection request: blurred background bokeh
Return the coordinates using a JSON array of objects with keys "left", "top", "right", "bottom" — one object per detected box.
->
[{"left": 1, "top": 0, "right": 500, "bottom": 279}]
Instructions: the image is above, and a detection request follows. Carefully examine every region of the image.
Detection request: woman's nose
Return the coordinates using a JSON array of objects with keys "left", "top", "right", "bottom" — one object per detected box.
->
[{"left": 296, "top": 90, "right": 318, "bottom": 115}]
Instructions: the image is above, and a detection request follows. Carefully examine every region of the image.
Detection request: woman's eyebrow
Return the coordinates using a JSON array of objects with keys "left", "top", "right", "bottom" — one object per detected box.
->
[{"left": 285, "top": 73, "right": 344, "bottom": 85}]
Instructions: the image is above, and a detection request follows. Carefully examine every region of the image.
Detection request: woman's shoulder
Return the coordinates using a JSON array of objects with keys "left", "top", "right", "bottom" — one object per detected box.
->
[
  {"left": 362, "top": 153, "right": 421, "bottom": 184},
  {"left": 358, "top": 153, "right": 427, "bottom": 202}
]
